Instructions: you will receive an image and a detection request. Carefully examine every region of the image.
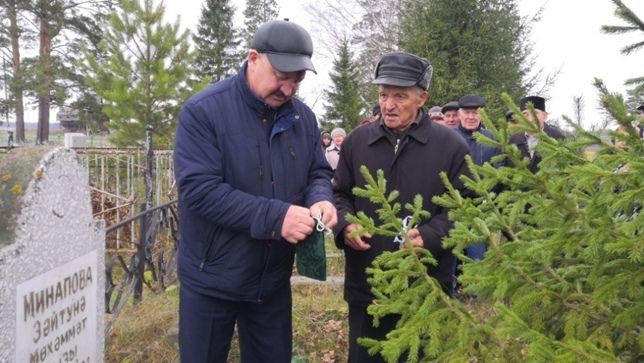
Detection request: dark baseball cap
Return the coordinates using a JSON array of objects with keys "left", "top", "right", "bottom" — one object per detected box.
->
[
  {"left": 251, "top": 19, "right": 316, "bottom": 74},
  {"left": 520, "top": 96, "right": 546, "bottom": 112},
  {"left": 458, "top": 95, "right": 485, "bottom": 109},
  {"left": 373, "top": 52, "right": 432, "bottom": 90}
]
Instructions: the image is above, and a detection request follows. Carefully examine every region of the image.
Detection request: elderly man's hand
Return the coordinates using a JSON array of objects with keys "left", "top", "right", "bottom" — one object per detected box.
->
[
  {"left": 406, "top": 228, "right": 424, "bottom": 248},
  {"left": 309, "top": 201, "right": 337, "bottom": 230},
  {"left": 343, "top": 224, "right": 371, "bottom": 251}
]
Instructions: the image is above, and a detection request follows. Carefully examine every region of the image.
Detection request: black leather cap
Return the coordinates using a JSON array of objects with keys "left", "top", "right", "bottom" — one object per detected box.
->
[
  {"left": 458, "top": 95, "right": 485, "bottom": 109},
  {"left": 519, "top": 96, "right": 546, "bottom": 112},
  {"left": 373, "top": 52, "right": 432, "bottom": 90},
  {"left": 251, "top": 20, "right": 316, "bottom": 74},
  {"left": 441, "top": 101, "right": 459, "bottom": 113}
]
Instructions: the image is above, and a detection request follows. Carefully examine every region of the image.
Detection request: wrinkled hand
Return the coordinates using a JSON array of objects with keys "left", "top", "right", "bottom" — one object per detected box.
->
[
  {"left": 406, "top": 228, "right": 424, "bottom": 248},
  {"left": 281, "top": 205, "right": 315, "bottom": 244},
  {"left": 343, "top": 224, "right": 372, "bottom": 251},
  {"left": 309, "top": 200, "right": 337, "bottom": 230}
]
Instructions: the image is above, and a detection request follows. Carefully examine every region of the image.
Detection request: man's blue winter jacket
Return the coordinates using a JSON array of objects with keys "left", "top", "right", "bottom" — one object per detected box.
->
[
  {"left": 174, "top": 63, "right": 333, "bottom": 302},
  {"left": 456, "top": 126, "right": 502, "bottom": 166}
]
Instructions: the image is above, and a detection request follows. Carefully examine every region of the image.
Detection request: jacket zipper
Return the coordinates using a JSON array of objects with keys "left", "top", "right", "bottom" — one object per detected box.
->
[
  {"left": 256, "top": 142, "right": 264, "bottom": 179},
  {"left": 199, "top": 225, "right": 217, "bottom": 271}
]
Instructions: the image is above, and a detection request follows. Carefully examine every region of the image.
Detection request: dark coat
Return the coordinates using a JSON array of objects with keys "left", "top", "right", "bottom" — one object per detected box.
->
[
  {"left": 508, "top": 123, "right": 565, "bottom": 173},
  {"left": 332, "top": 111, "right": 470, "bottom": 305},
  {"left": 456, "top": 126, "right": 502, "bottom": 166},
  {"left": 174, "top": 63, "right": 333, "bottom": 302}
]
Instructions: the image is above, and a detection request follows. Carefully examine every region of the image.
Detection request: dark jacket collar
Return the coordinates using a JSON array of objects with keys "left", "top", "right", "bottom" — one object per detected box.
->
[
  {"left": 368, "top": 108, "right": 430, "bottom": 145},
  {"left": 458, "top": 124, "right": 480, "bottom": 135}
]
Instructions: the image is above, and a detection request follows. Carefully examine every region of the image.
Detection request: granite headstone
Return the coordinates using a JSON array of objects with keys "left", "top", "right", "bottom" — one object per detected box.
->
[{"left": 0, "top": 148, "right": 105, "bottom": 363}]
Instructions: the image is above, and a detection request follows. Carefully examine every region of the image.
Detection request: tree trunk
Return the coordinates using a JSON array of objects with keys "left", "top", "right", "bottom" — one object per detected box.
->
[
  {"left": 37, "top": 17, "right": 52, "bottom": 144},
  {"left": 8, "top": 3, "right": 25, "bottom": 143}
]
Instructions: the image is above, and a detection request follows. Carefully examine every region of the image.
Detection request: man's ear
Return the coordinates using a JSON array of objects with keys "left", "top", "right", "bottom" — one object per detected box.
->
[
  {"left": 417, "top": 90, "right": 429, "bottom": 107},
  {"left": 247, "top": 50, "right": 260, "bottom": 65}
]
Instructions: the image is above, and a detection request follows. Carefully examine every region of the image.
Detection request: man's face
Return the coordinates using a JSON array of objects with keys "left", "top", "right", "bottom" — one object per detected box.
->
[
  {"left": 459, "top": 108, "right": 481, "bottom": 130},
  {"left": 246, "top": 51, "right": 305, "bottom": 108},
  {"left": 378, "top": 85, "right": 428, "bottom": 132},
  {"left": 521, "top": 109, "right": 547, "bottom": 129},
  {"left": 442, "top": 110, "right": 459, "bottom": 128}
]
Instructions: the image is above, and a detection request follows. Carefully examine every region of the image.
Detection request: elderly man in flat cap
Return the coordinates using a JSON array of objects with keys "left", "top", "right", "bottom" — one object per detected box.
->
[
  {"left": 333, "top": 52, "right": 470, "bottom": 363},
  {"left": 441, "top": 100, "right": 460, "bottom": 128},
  {"left": 508, "top": 96, "right": 565, "bottom": 173},
  {"left": 174, "top": 19, "right": 336, "bottom": 362},
  {"left": 455, "top": 95, "right": 502, "bottom": 261}
]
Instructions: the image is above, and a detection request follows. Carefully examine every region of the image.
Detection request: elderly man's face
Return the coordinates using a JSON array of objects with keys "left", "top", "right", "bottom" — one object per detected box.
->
[
  {"left": 442, "top": 110, "right": 460, "bottom": 128},
  {"left": 522, "top": 108, "right": 548, "bottom": 129},
  {"left": 378, "top": 85, "right": 428, "bottom": 132},
  {"left": 246, "top": 51, "right": 305, "bottom": 108},
  {"left": 459, "top": 108, "right": 481, "bottom": 130}
]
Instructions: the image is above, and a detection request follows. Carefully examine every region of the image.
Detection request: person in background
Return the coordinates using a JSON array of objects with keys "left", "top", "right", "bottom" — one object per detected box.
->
[
  {"left": 508, "top": 96, "right": 565, "bottom": 173},
  {"left": 359, "top": 104, "right": 381, "bottom": 126},
  {"left": 428, "top": 105, "right": 444, "bottom": 124},
  {"left": 455, "top": 94, "right": 502, "bottom": 261},
  {"left": 325, "top": 127, "right": 346, "bottom": 170},
  {"left": 637, "top": 104, "right": 644, "bottom": 138},
  {"left": 333, "top": 52, "right": 470, "bottom": 363},
  {"left": 505, "top": 110, "right": 516, "bottom": 125},
  {"left": 321, "top": 130, "right": 332, "bottom": 151},
  {"left": 174, "top": 19, "right": 337, "bottom": 363},
  {"left": 441, "top": 101, "right": 460, "bottom": 129}
]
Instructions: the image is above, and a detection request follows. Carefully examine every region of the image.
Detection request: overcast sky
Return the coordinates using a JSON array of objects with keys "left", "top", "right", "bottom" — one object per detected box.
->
[
  {"left": 13, "top": 0, "right": 640, "bottom": 129},
  {"left": 165, "top": 0, "right": 644, "bottom": 129}
]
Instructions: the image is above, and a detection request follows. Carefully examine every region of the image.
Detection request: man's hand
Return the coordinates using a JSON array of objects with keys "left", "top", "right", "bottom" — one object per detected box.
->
[
  {"left": 343, "top": 224, "right": 371, "bottom": 251},
  {"left": 406, "top": 228, "right": 424, "bottom": 248},
  {"left": 281, "top": 205, "right": 315, "bottom": 244},
  {"left": 309, "top": 200, "right": 338, "bottom": 230}
]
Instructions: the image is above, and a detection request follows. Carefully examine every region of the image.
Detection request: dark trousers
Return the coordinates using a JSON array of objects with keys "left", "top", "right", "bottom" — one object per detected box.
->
[
  {"left": 348, "top": 304, "right": 401, "bottom": 363},
  {"left": 179, "top": 284, "right": 292, "bottom": 363}
]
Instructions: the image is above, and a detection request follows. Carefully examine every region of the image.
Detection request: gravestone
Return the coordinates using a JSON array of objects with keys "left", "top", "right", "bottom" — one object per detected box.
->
[{"left": 0, "top": 147, "right": 105, "bottom": 363}]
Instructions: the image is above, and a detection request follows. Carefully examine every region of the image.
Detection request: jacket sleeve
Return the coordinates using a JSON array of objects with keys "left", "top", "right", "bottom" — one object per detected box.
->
[
  {"left": 174, "top": 103, "right": 289, "bottom": 240},
  {"left": 303, "top": 113, "right": 335, "bottom": 208},
  {"left": 417, "top": 143, "right": 471, "bottom": 257},
  {"left": 331, "top": 136, "right": 356, "bottom": 249}
]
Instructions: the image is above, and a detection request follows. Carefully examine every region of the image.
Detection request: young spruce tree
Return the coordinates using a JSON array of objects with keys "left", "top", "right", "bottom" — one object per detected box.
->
[
  {"left": 193, "top": 0, "right": 241, "bottom": 83},
  {"left": 349, "top": 91, "right": 642, "bottom": 362},
  {"left": 323, "top": 38, "right": 364, "bottom": 131},
  {"left": 83, "top": 0, "right": 194, "bottom": 147}
]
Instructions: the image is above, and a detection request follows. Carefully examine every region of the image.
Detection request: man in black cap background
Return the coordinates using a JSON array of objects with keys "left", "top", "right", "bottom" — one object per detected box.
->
[
  {"left": 455, "top": 95, "right": 501, "bottom": 261},
  {"left": 333, "top": 51, "right": 470, "bottom": 363},
  {"left": 508, "top": 96, "right": 565, "bottom": 173},
  {"left": 174, "top": 19, "right": 336, "bottom": 362},
  {"left": 441, "top": 100, "right": 460, "bottom": 128}
]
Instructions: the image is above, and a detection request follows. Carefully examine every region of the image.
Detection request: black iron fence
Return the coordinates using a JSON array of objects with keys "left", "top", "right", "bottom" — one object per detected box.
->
[{"left": 104, "top": 200, "right": 179, "bottom": 336}]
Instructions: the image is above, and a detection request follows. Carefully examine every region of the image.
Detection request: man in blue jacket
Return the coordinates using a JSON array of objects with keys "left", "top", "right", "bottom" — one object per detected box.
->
[
  {"left": 174, "top": 19, "right": 337, "bottom": 363},
  {"left": 456, "top": 95, "right": 502, "bottom": 260}
]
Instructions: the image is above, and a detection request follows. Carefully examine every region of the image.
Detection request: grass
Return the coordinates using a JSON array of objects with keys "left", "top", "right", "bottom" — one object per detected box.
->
[
  {"left": 106, "top": 283, "right": 348, "bottom": 363},
  {"left": 106, "top": 239, "right": 349, "bottom": 363}
]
